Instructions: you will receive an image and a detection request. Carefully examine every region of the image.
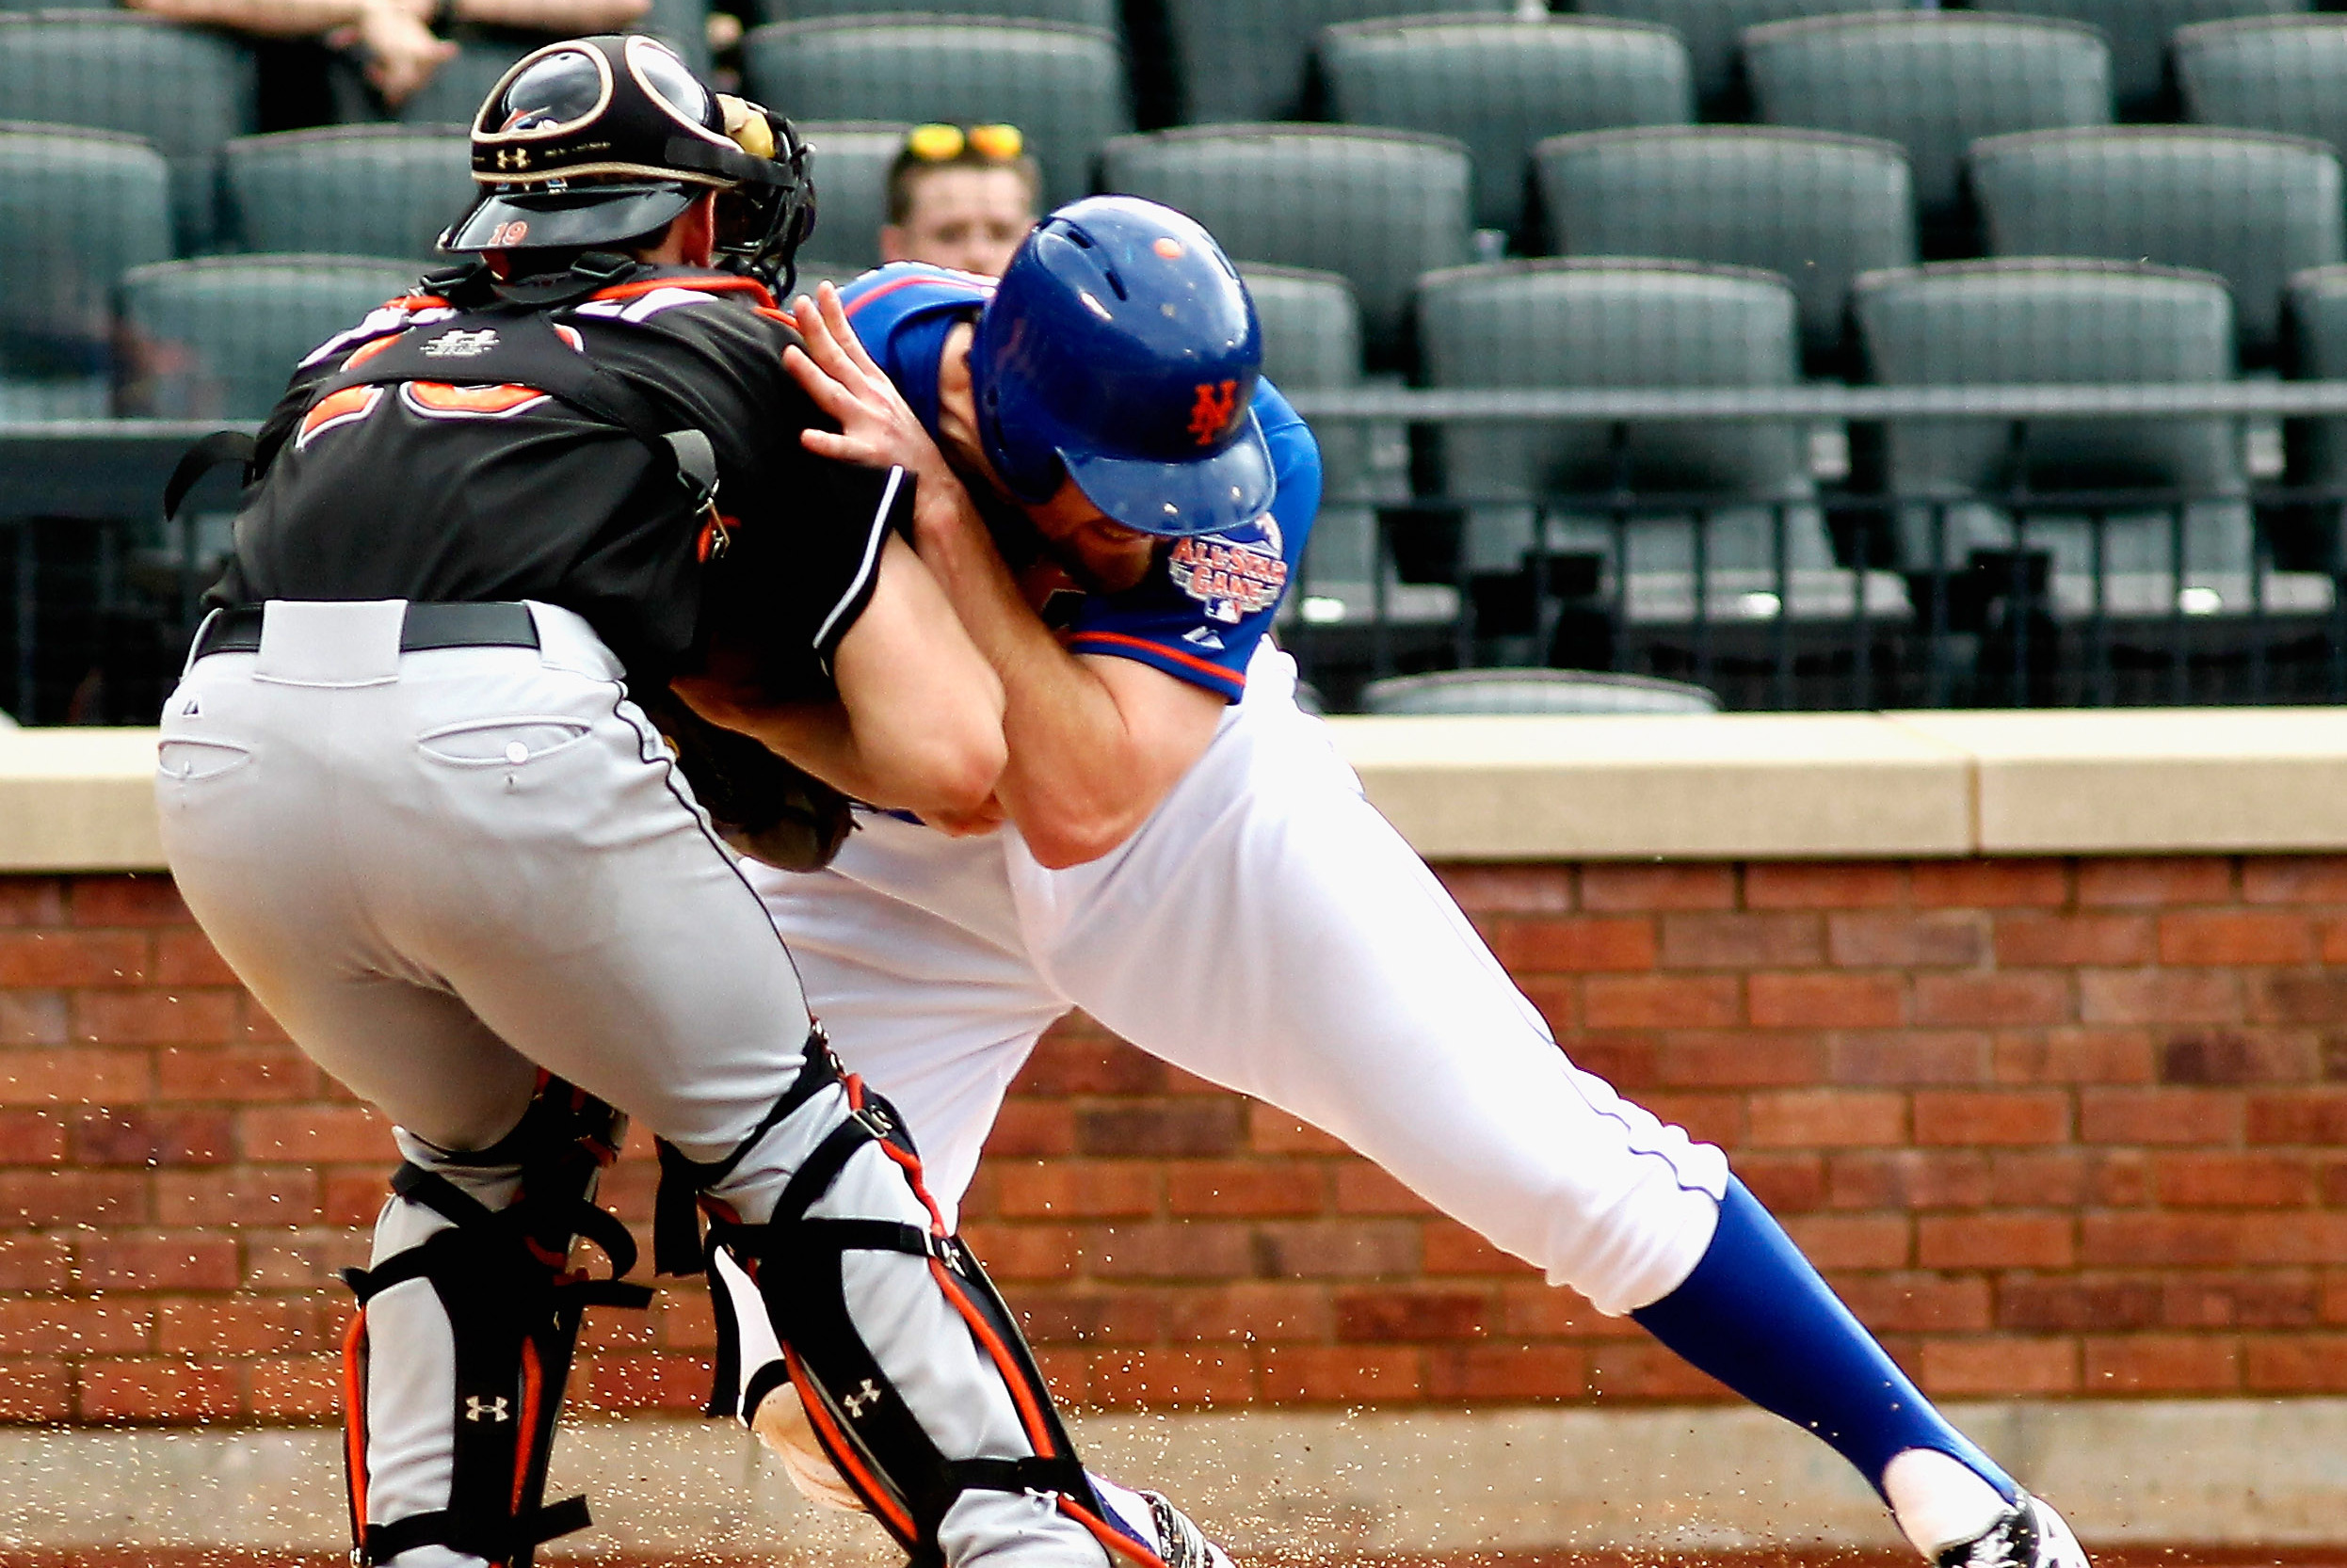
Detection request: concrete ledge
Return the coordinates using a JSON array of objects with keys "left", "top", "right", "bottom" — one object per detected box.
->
[
  {"left": 22, "top": 710, "right": 2347, "bottom": 870},
  {"left": 0, "top": 1401, "right": 2339, "bottom": 1555}
]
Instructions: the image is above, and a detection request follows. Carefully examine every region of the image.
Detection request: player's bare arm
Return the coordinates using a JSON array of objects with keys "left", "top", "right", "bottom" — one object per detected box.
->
[{"left": 786, "top": 285, "right": 1219, "bottom": 866}]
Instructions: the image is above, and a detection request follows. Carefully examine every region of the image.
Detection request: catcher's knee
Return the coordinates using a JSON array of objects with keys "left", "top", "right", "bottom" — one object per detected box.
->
[
  {"left": 340, "top": 1080, "right": 651, "bottom": 1567},
  {"left": 655, "top": 1034, "right": 1153, "bottom": 1568}
]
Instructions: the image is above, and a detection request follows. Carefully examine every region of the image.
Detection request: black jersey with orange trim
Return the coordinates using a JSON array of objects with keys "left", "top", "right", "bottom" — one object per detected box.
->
[{"left": 214, "top": 264, "right": 907, "bottom": 693}]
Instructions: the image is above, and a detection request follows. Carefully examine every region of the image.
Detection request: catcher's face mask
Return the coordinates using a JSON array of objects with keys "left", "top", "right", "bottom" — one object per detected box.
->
[{"left": 441, "top": 35, "right": 815, "bottom": 287}]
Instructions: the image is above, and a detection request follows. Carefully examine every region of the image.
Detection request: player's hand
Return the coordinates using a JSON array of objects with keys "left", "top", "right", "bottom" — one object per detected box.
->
[
  {"left": 344, "top": 0, "right": 457, "bottom": 108},
  {"left": 784, "top": 283, "right": 957, "bottom": 489}
]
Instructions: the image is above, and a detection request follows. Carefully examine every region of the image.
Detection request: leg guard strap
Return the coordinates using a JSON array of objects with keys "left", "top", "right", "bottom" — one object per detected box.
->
[
  {"left": 339, "top": 1083, "right": 652, "bottom": 1567},
  {"left": 652, "top": 1029, "right": 838, "bottom": 1276}
]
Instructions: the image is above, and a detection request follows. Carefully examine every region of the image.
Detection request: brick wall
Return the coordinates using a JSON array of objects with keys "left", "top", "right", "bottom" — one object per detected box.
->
[{"left": 5, "top": 856, "right": 2347, "bottom": 1425}]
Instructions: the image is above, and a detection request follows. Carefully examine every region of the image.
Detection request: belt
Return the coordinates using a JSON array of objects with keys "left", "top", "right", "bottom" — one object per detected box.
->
[{"left": 193, "top": 601, "right": 540, "bottom": 660}]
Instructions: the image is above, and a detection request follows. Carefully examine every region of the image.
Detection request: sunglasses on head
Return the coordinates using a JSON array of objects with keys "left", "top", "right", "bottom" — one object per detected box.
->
[{"left": 904, "top": 122, "right": 1025, "bottom": 163}]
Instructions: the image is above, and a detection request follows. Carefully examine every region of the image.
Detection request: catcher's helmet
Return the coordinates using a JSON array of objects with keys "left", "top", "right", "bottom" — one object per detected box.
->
[
  {"left": 972, "top": 195, "right": 1272, "bottom": 538},
  {"left": 441, "top": 34, "right": 814, "bottom": 286}
]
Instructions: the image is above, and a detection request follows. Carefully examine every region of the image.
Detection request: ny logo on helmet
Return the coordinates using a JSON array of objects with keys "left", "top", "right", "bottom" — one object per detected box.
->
[
  {"left": 1187, "top": 380, "right": 1240, "bottom": 448},
  {"left": 422, "top": 328, "right": 501, "bottom": 360}
]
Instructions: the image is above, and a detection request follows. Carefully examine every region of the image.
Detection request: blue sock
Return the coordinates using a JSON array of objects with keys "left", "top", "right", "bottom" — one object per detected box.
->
[{"left": 1631, "top": 1177, "right": 2019, "bottom": 1504}]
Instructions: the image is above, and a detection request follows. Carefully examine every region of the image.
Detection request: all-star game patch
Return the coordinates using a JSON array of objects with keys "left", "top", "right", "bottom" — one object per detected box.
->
[{"left": 1167, "top": 515, "right": 1289, "bottom": 625}]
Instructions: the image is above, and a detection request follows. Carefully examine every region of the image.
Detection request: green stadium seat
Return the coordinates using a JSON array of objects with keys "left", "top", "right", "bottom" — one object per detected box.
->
[
  {"left": 2281, "top": 264, "right": 2347, "bottom": 569},
  {"left": 0, "top": 124, "right": 173, "bottom": 421},
  {"left": 0, "top": 13, "right": 257, "bottom": 253},
  {"left": 1853, "top": 259, "right": 2323, "bottom": 616},
  {"left": 117, "top": 254, "right": 420, "bottom": 421},
  {"left": 1986, "top": 0, "right": 2306, "bottom": 120},
  {"left": 2178, "top": 17, "right": 2347, "bottom": 155},
  {"left": 741, "top": 17, "right": 1130, "bottom": 206},
  {"left": 1970, "top": 126, "right": 2343, "bottom": 362},
  {"left": 640, "top": 0, "right": 715, "bottom": 72},
  {"left": 222, "top": 128, "right": 473, "bottom": 262},
  {"left": 392, "top": 40, "right": 534, "bottom": 127},
  {"left": 1358, "top": 667, "right": 1720, "bottom": 713},
  {"left": 1744, "top": 12, "right": 2110, "bottom": 239},
  {"left": 1163, "top": 0, "right": 1503, "bottom": 125},
  {"left": 1577, "top": 0, "right": 1929, "bottom": 119},
  {"left": 798, "top": 120, "right": 913, "bottom": 273},
  {"left": 1416, "top": 258, "right": 1904, "bottom": 626},
  {"left": 1535, "top": 125, "right": 1915, "bottom": 371},
  {"left": 1101, "top": 124, "right": 1472, "bottom": 367},
  {"left": 750, "top": 0, "right": 1115, "bottom": 28},
  {"left": 1320, "top": 16, "right": 1693, "bottom": 243}
]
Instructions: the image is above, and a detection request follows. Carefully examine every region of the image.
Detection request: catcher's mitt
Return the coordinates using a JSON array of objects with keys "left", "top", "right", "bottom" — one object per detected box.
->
[{"left": 641, "top": 689, "right": 855, "bottom": 872}]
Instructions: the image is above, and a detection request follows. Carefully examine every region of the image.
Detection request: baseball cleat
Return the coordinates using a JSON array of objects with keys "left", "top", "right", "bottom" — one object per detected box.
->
[
  {"left": 1934, "top": 1494, "right": 2089, "bottom": 1568},
  {"left": 1141, "top": 1489, "right": 1235, "bottom": 1568}
]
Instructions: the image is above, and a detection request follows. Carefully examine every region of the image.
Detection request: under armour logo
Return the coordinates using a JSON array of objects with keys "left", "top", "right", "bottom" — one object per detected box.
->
[
  {"left": 494, "top": 147, "right": 531, "bottom": 170},
  {"left": 842, "top": 1380, "right": 881, "bottom": 1418},
  {"left": 465, "top": 1396, "right": 511, "bottom": 1423},
  {"left": 1187, "top": 379, "right": 1239, "bottom": 448},
  {"left": 421, "top": 328, "right": 500, "bottom": 360}
]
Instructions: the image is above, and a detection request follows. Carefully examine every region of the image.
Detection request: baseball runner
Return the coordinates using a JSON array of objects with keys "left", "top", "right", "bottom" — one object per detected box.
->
[
  {"left": 154, "top": 43, "right": 1228, "bottom": 1568},
  {"left": 715, "top": 199, "right": 2094, "bottom": 1568}
]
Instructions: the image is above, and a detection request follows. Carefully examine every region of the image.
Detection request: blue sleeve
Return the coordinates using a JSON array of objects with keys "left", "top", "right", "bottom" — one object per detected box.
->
[{"left": 1063, "top": 380, "right": 1322, "bottom": 701}]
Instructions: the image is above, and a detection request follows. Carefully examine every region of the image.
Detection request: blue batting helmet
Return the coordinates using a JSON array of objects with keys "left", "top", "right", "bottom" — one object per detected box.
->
[{"left": 972, "top": 196, "right": 1273, "bottom": 538}]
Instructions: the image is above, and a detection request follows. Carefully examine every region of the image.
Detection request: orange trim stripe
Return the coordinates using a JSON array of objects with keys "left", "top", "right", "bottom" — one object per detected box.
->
[
  {"left": 841, "top": 272, "right": 989, "bottom": 320},
  {"left": 341, "top": 1310, "right": 370, "bottom": 1535},
  {"left": 786, "top": 1347, "right": 920, "bottom": 1541},
  {"left": 380, "top": 294, "right": 449, "bottom": 311},
  {"left": 931, "top": 1260, "right": 1057, "bottom": 1453},
  {"left": 344, "top": 333, "right": 400, "bottom": 368},
  {"left": 588, "top": 274, "right": 776, "bottom": 309},
  {"left": 1060, "top": 1497, "right": 1172, "bottom": 1568},
  {"left": 513, "top": 1337, "right": 543, "bottom": 1511},
  {"left": 1067, "top": 631, "right": 1246, "bottom": 689}
]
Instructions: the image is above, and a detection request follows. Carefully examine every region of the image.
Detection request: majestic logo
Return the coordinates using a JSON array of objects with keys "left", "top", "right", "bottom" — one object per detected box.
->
[
  {"left": 843, "top": 1380, "right": 882, "bottom": 1418},
  {"left": 421, "top": 328, "right": 501, "bottom": 359},
  {"left": 1167, "top": 524, "right": 1288, "bottom": 625},
  {"left": 464, "top": 1396, "right": 511, "bottom": 1423},
  {"left": 1187, "top": 379, "right": 1239, "bottom": 448}
]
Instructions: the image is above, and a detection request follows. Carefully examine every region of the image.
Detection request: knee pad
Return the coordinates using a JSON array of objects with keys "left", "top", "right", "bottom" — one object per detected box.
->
[
  {"left": 340, "top": 1080, "right": 652, "bottom": 1567},
  {"left": 654, "top": 1033, "right": 1161, "bottom": 1568}
]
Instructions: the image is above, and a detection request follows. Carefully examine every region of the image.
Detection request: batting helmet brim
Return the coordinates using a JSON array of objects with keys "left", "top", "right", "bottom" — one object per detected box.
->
[
  {"left": 1061, "top": 411, "right": 1278, "bottom": 538},
  {"left": 441, "top": 182, "right": 700, "bottom": 254}
]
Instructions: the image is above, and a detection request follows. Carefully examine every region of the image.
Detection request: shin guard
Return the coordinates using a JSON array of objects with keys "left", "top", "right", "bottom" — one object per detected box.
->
[
  {"left": 340, "top": 1080, "right": 653, "bottom": 1566},
  {"left": 656, "top": 1034, "right": 1163, "bottom": 1568}
]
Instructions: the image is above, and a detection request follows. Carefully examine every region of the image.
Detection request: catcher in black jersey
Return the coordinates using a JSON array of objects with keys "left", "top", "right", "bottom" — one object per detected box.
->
[{"left": 157, "top": 38, "right": 1162, "bottom": 1568}]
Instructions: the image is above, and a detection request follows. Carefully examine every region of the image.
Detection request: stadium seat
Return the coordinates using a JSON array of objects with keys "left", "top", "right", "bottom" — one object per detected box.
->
[
  {"left": 1744, "top": 12, "right": 2111, "bottom": 243},
  {"left": 1101, "top": 124, "right": 1472, "bottom": 367},
  {"left": 750, "top": 0, "right": 1114, "bottom": 27},
  {"left": 2282, "top": 265, "right": 2347, "bottom": 559},
  {"left": 796, "top": 120, "right": 910, "bottom": 274},
  {"left": 0, "top": 124, "right": 173, "bottom": 421},
  {"left": 1415, "top": 258, "right": 1905, "bottom": 626},
  {"left": 2178, "top": 17, "right": 2347, "bottom": 156},
  {"left": 1535, "top": 125, "right": 1915, "bottom": 372},
  {"left": 1162, "top": 0, "right": 1503, "bottom": 125},
  {"left": 0, "top": 13, "right": 257, "bottom": 253},
  {"left": 222, "top": 127, "right": 472, "bottom": 262},
  {"left": 1969, "top": 126, "right": 2344, "bottom": 362},
  {"left": 1320, "top": 16, "right": 1693, "bottom": 244},
  {"left": 116, "top": 255, "right": 419, "bottom": 421},
  {"left": 1987, "top": 0, "right": 2306, "bottom": 120},
  {"left": 640, "top": 0, "right": 715, "bottom": 72},
  {"left": 1358, "top": 667, "right": 1720, "bottom": 713},
  {"left": 742, "top": 17, "right": 1130, "bottom": 206},
  {"left": 1576, "top": 0, "right": 1929, "bottom": 119},
  {"left": 391, "top": 40, "right": 534, "bottom": 127},
  {"left": 1852, "top": 259, "right": 2325, "bottom": 616}
]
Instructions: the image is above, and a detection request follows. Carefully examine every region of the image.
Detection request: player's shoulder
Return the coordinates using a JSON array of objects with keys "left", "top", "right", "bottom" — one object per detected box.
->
[
  {"left": 835, "top": 262, "right": 996, "bottom": 334},
  {"left": 563, "top": 267, "right": 794, "bottom": 352}
]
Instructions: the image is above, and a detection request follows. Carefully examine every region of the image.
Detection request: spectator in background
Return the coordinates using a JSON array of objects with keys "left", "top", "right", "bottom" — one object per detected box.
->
[
  {"left": 880, "top": 122, "right": 1038, "bottom": 279},
  {"left": 125, "top": 0, "right": 650, "bottom": 123}
]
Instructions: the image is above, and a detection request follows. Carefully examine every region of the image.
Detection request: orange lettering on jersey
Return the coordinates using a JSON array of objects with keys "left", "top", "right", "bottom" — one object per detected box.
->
[
  {"left": 1187, "top": 379, "right": 1239, "bottom": 448},
  {"left": 402, "top": 381, "right": 551, "bottom": 418},
  {"left": 295, "top": 385, "right": 383, "bottom": 449}
]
